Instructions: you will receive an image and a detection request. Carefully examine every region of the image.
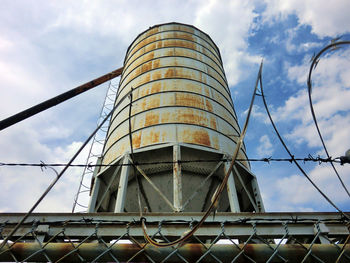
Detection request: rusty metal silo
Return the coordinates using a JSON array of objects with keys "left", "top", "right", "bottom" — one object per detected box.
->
[{"left": 88, "top": 22, "right": 264, "bottom": 214}]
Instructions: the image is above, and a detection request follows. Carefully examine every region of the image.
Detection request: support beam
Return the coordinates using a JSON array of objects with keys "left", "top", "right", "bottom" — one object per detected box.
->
[
  {"left": 95, "top": 165, "right": 121, "bottom": 211},
  {"left": 87, "top": 158, "right": 103, "bottom": 212},
  {"left": 225, "top": 163, "right": 241, "bottom": 212},
  {"left": 233, "top": 165, "right": 258, "bottom": 211},
  {"left": 173, "top": 144, "right": 182, "bottom": 212},
  {"left": 114, "top": 155, "right": 130, "bottom": 212}
]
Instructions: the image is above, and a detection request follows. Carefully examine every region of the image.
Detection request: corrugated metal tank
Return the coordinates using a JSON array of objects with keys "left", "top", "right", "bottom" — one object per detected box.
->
[
  {"left": 88, "top": 23, "right": 265, "bottom": 213},
  {"left": 102, "top": 23, "right": 249, "bottom": 168}
]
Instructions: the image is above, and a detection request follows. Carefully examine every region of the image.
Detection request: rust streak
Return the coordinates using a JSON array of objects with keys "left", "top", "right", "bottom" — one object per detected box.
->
[
  {"left": 210, "top": 116, "right": 217, "bottom": 130},
  {"left": 132, "top": 132, "right": 141, "bottom": 149},
  {"left": 181, "top": 129, "right": 211, "bottom": 147},
  {"left": 176, "top": 93, "right": 204, "bottom": 109},
  {"left": 205, "top": 99, "right": 213, "bottom": 112},
  {"left": 151, "top": 82, "right": 161, "bottom": 93},
  {"left": 145, "top": 112, "right": 160, "bottom": 126}
]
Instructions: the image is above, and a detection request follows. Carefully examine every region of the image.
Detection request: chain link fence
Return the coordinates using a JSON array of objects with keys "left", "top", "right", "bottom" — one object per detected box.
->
[{"left": 0, "top": 213, "right": 349, "bottom": 262}]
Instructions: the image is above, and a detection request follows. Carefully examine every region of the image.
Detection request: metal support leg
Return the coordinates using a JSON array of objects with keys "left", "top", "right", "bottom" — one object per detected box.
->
[
  {"left": 87, "top": 178, "right": 101, "bottom": 212},
  {"left": 233, "top": 166, "right": 258, "bottom": 211},
  {"left": 225, "top": 162, "right": 240, "bottom": 212},
  {"left": 251, "top": 176, "right": 265, "bottom": 212},
  {"left": 114, "top": 155, "right": 130, "bottom": 213},
  {"left": 87, "top": 158, "right": 103, "bottom": 212},
  {"left": 173, "top": 144, "right": 182, "bottom": 212}
]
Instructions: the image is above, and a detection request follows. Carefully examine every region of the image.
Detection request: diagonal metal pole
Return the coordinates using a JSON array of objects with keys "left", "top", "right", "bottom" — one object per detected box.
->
[
  {"left": 0, "top": 67, "right": 123, "bottom": 131},
  {"left": 0, "top": 88, "right": 132, "bottom": 250}
]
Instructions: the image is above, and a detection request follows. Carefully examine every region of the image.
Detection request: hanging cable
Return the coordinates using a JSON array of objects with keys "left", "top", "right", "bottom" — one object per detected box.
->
[
  {"left": 260, "top": 65, "right": 350, "bottom": 220},
  {"left": 307, "top": 40, "right": 350, "bottom": 198},
  {"left": 139, "top": 61, "right": 264, "bottom": 247},
  {"left": 0, "top": 88, "right": 133, "bottom": 250}
]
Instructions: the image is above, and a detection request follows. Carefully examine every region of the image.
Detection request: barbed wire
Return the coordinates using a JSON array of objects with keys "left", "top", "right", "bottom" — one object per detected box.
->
[
  {"left": 259, "top": 58, "right": 350, "bottom": 220},
  {"left": 0, "top": 155, "right": 345, "bottom": 168},
  {"left": 307, "top": 39, "right": 350, "bottom": 198}
]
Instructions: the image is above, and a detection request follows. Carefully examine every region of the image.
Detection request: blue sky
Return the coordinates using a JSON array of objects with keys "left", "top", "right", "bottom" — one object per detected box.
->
[{"left": 0, "top": 0, "right": 349, "bottom": 213}]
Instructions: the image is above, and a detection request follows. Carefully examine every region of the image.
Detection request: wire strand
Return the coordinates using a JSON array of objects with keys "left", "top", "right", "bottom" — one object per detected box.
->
[
  {"left": 0, "top": 89, "right": 133, "bottom": 250},
  {"left": 0, "top": 156, "right": 343, "bottom": 168},
  {"left": 260, "top": 65, "right": 349, "bottom": 221},
  {"left": 307, "top": 40, "right": 350, "bottom": 198}
]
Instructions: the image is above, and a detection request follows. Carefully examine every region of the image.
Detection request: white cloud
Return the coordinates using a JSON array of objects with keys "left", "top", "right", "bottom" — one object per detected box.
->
[
  {"left": 259, "top": 41, "right": 350, "bottom": 212},
  {"left": 194, "top": 0, "right": 261, "bottom": 85},
  {"left": 256, "top": 135, "right": 274, "bottom": 157},
  {"left": 263, "top": 0, "right": 350, "bottom": 37},
  {"left": 273, "top": 164, "right": 350, "bottom": 210},
  {"left": 275, "top": 49, "right": 350, "bottom": 151},
  {"left": 0, "top": 120, "right": 92, "bottom": 212}
]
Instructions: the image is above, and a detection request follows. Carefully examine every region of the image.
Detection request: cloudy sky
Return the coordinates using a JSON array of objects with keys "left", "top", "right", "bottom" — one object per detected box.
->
[{"left": 0, "top": 0, "right": 349, "bottom": 213}]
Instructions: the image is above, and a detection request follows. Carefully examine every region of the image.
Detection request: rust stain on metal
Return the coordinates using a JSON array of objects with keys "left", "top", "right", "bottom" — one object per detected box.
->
[
  {"left": 153, "top": 58, "right": 160, "bottom": 68},
  {"left": 144, "top": 130, "right": 160, "bottom": 144},
  {"left": 210, "top": 116, "right": 217, "bottom": 129},
  {"left": 165, "top": 68, "right": 175, "bottom": 78},
  {"left": 140, "top": 61, "right": 152, "bottom": 74},
  {"left": 145, "top": 112, "right": 160, "bottom": 126},
  {"left": 175, "top": 32, "right": 195, "bottom": 42},
  {"left": 156, "top": 41, "right": 163, "bottom": 49},
  {"left": 176, "top": 109, "right": 209, "bottom": 127},
  {"left": 161, "top": 130, "right": 168, "bottom": 141},
  {"left": 181, "top": 128, "right": 211, "bottom": 147},
  {"left": 140, "top": 99, "right": 147, "bottom": 111},
  {"left": 203, "top": 86, "right": 210, "bottom": 96},
  {"left": 185, "top": 82, "right": 201, "bottom": 94},
  {"left": 152, "top": 71, "right": 162, "bottom": 80},
  {"left": 212, "top": 135, "right": 219, "bottom": 149},
  {"left": 144, "top": 73, "right": 151, "bottom": 83},
  {"left": 140, "top": 86, "right": 150, "bottom": 97},
  {"left": 149, "top": 96, "right": 160, "bottom": 108},
  {"left": 166, "top": 49, "right": 175, "bottom": 56},
  {"left": 205, "top": 99, "right": 213, "bottom": 112},
  {"left": 176, "top": 93, "right": 204, "bottom": 109},
  {"left": 161, "top": 111, "right": 170, "bottom": 123},
  {"left": 132, "top": 132, "right": 141, "bottom": 148},
  {"left": 151, "top": 82, "right": 161, "bottom": 93},
  {"left": 193, "top": 130, "right": 211, "bottom": 146}
]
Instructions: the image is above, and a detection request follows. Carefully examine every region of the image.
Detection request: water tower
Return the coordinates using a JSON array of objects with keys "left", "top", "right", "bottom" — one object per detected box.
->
[{"left": 88, "top": 22, "right": 264, "bottom": 213}]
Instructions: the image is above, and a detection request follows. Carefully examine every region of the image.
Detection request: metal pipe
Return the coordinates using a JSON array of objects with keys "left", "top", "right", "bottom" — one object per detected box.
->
[
  {"left": 0, "top": 67, "right": 124, "bottom": 131},
  {"left": 0, "top": 243, "right": 349, "bottom": 262}
]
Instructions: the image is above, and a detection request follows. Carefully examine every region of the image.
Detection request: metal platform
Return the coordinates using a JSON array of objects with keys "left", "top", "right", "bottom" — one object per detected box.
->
[{"left": 0, "top": 212, "right": 349, "bottom": 262}]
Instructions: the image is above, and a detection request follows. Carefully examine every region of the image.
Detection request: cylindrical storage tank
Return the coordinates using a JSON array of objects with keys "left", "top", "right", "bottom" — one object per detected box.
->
[
  {"left": 102, "top": 23, "right": 248, "bottom": 168},
  {"left": 88, "top": 23, "right": 264, "bottom": 214}
]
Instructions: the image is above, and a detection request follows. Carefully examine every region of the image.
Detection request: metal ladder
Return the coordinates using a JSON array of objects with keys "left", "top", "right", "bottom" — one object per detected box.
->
[{"left": 72, "top": 80, "right": 119, "bottom": 212}]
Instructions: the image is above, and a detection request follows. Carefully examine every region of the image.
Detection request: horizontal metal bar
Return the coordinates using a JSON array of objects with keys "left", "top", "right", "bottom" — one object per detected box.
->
[
  {"left": 0, "top": 213, "right": 348, "bottom": 239},
  {"left": 0, "top": 212, "right": 347, "bottom": 223},
  {"left": 1, "top": 221, "right": 348, "bottom": 239},
  {"left": 0, "top": 243, "right": 349, "bottom": 262}
]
